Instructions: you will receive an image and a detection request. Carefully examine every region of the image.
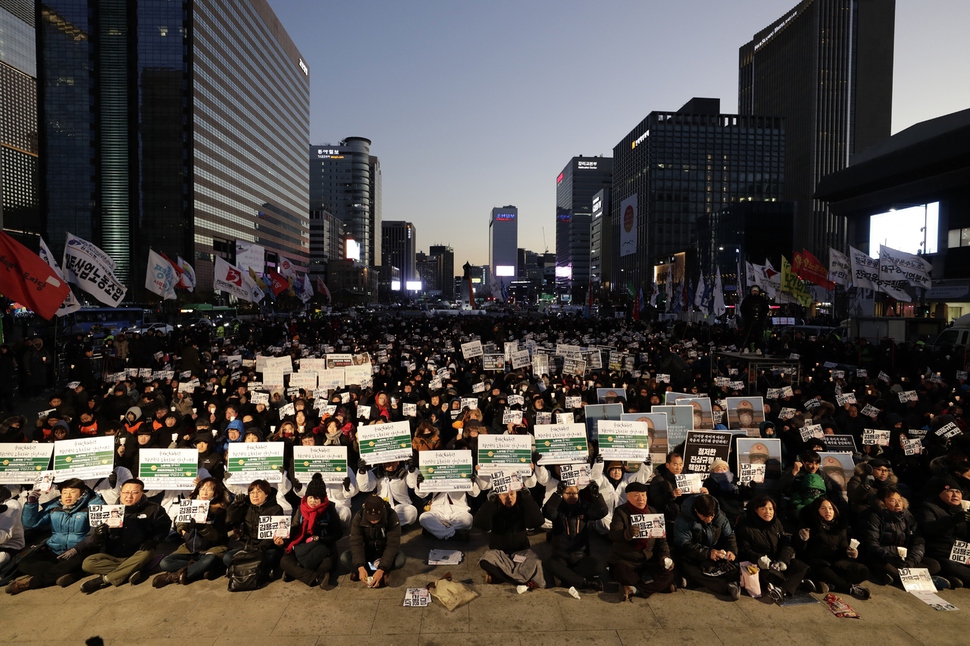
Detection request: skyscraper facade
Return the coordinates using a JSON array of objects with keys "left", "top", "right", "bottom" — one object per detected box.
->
[
  {"left": 37, "top": 0, "right": 310, "bottom": 292},
  {"left": 382, "top": 220, "right": 417, "bottom": 284},
  {"left": 489, "top": 205, "right": 518, "bottom": 287},
  {"left": 556, "top": 156, "right": 612, "bottom": 301},
  {"left": 428, "top": 244, "right": 455, "bottom": 300},
  {"left": 308, "top": 209, "right": 346, "bottom": 280},
  {"left": 589, "top": 187, "right": 612, "bottom": 288},
  {"left": 309, "top": 137, "right": 382, "bottom": 268},
  {"left": 611, "top": 98, "right": 785, "bottom": 293},
  {"left": 739, "top": 0, "right": 895, "bottom": 258},
  {"left": 0, "top": 0, "right": 39, "bottom": 240}
]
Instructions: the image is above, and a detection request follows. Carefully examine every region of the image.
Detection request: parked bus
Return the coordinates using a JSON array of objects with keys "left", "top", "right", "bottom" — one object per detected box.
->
[{"left": 60, "top": 307, "right": 145, "bottom": 337}]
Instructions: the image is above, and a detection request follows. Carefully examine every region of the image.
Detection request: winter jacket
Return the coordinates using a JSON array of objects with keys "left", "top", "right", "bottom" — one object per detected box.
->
[
  {"left": 174, "top": 499, "right": 229, "bottom": 553},
  {"left": 288, "top": 501, "right": 343, "bottom": 547},
  {"left": 794, "top": 504, "right": 850, "bottom": 566},
  {"left": 672, "top": 495, "right": 737, "bottom": 563},
  {"left": 348, "top": 499, "right": 401, "bottom": 569},
  {"left": 608, "top": 503, "right": 670, "bottom": 566},
  {"left": 917, "top": 499, "right": 970, "bottom": 560},
  {"left": 543, "top": 490, "right": 609, "bottom": 557},
  {"left": 734, "top": 508, "right": 794, "bottom": 565},
  {"left": 226, "top": 494, "right": 285, "bottom": 552},
  {"left": 0, "top": 498, "right": 25, "bottom": 551},
  {"left": 82, "top": 497, "right": 171, "bottom": 558},
  {"left": 648, "top": 464, "right": 687, "bottom": 522},
  {"left": 21, "top": 488, "right": 102, "bottom": 554},
  {"left": 863, "top": 505, "right": 926, "bottom": 566},
  {"left": 847, "top": 467, "right": 899, "bottom": 517},
  {"left": 474, "top": 492, "right": 544, "bottom": 554}
]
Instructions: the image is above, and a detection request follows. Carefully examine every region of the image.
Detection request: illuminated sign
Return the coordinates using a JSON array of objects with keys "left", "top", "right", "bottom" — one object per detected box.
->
[
  {"left": 577, "top": 160, "right": 598, "bottom": 170},
  {"left": 557, "top": 214, "right": 572, "bottom": 223},
  {"left": 869, "top": 202, "right": 939, "bottom": 256},
  {"left": 555, "top": 266, "right": 572, "bottom": 278},
  {"left": 592, "top": 196, "right": 602, "bottom": 217},
  {"left": 495, "top": 265, "right": 515, "bottom": 277},
  {"left": 299, "top": 58, "right": 309, "bottom": 76},
  {"left": 346, "top": 239, "right": 361, "bottom": 261},
  {"left": 631, "top": 130, "right": 649, "bottom": 149},
  {"left": 391, "top": 280, "right": 401, "bottom": 291},
  {"left": 557, "top": 172, "right": 564, "bottom": 184},
  {"left": 494, "top": 213, "right": 516, "bottom": 221},
  {"left": 405, "top": 281, "right": 422, "bottom": 290}
]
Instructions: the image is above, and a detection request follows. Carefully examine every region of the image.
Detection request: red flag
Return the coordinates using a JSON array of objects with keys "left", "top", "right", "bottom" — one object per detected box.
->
[
  {"left": 796, "top": 249, "right": 835, "bottom": 289},
  {"left": 266, "top": 268, "right": 289, "bottom": 297},
  {"left": 0, "top": 231, "right": 72, "bottom": 320},
  {"left": 316, "top": 277, "right": 331, "bottom": 302}
]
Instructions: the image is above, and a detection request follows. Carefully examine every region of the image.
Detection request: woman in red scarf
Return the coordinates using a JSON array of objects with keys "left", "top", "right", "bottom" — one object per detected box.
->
[{"left": 279, "top": 474, "right": 344, "bottom": 587}]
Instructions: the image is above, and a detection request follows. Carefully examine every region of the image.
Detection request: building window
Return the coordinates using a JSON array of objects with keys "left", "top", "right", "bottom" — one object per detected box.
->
[{"left": 948, "top": 228, "right": 970, "bottom": 248}]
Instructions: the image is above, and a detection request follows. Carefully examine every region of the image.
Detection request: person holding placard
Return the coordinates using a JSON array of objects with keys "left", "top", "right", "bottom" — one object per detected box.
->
[
  {"left": 152, "top": 477, "right": 231, "bottom": 588},
  {"left": 672, "top": 494, "right": 741, "bottom": 600},
  {"left": 917, "top": 478, "right": 970, "bottom": 588},
  {"left": 475, "top": 488, "right": 546, "bottom": 591},
  {"left": 78, "top": 478, "right": 172, "bottom": 593},
  {"left": 735, "top": 494, "right": 810, "bottom": 603},
  {"left": 340, "top": 495, "right": 405, "bottom": 589},
  {"left": 649, "top": 451, "right": 706, "bottom": 523},
  {"left": 409, "top": 451, "right": 479, "bottom": 541},
  {"left": 862, "top": 487, "right": 945, "bottom": 589},
  {"left": 593, "top": 460, "right": 651, "bottom": 535},
  {"left": 608, "top": 482, "right": 677, "bottom": 601},
  {"left": 794, "top": 497, "right": 871, "bottom": 599},
  {"left": 222, "top": 479, "right": 286, "bottom": 580},
  {"left": 193, "top": 432, "right": 225, "bottom": 481},
  {"left": 848, "top": 458, "right": 897, "bottom": 518},
  {"left": 279, "top": 474, "right": 343, "bottom": 588},
  {"left": 356, "top": 459, "right": 417, "bottom": 528},
  {"left": 8, "top": 478, "right": 101, "bottom": 593},
  {"left": 542, "top": 482, "right": 608, "bottom": 593}
]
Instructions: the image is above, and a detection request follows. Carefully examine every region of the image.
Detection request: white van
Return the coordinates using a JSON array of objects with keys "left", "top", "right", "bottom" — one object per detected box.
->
[{"left": 932, "top": 313, "right": 970, "bottom": 351}]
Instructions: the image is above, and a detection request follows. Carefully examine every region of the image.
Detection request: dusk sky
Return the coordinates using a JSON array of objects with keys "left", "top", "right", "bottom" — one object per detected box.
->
[{"left": 270, "top": 0, "right": 970, "bottom": 269}]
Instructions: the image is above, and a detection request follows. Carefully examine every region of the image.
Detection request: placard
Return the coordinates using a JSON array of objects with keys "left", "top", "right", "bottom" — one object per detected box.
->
[
  {"left": 738, "top": 462, "right": 766, "bottom": 484},
  {"left": 358, "top": 422, "right": 413, "bottom": 465},
  {"left": 419, "top": 450, "right": 473, "bottom": 492},
  {"left": 629, "top": 513, "right": 665, "bottom": 538},
  {"left": 226, "top": 442, "right": 285, "bottom": 483},
  {"left": 490, "top": 470, "right": 523, "bottom": 494},
  {"left": 682, "top": 431, "right": 732, "bottom": 474},
  {"left": 725, "top": 397, "right": 765, "bottom": 430},
  {"left": 558, "top": 463, "right": 591, "bottom": 487},
  {"left": 735, "top": 438, "right": 783, "bottom": 481},
  {"left": 534, "top": 424, "right": 588, "bottom": 465},
  {"left": 138, "top": 449, "right": 197, "bottom": 490},
  {"left": 293, "top": 446, "right": 348, "bottom": 484},
  {"left": 862, "top": 429, "right": 891, "bottom": 446},
  {"left": 674, "top": 473, "right": 704, "bottom": 494},
  {"left": 461, "top": 340, "right": 483, "bottom": 359},
  {"left": 0, "top": 443, "right": 54, "bottom": 484},
  {"left": 800, "top": 424, "right": 824, "bottom": 442},
  {"left": 598, "top": 420, "right": 650, "bottom": 462},
  {"left": 175, "top": 499, "right": 210, "bottom": 524},
  {"left": 257, "top": 515, "right": 291, "bottom": 540},
  {"left": 584, "top": 403, "right": 624, "bottom": 442},
  {"left": 651, "top": 405, "right": 694, "bottom": 449},
  {"left": 89, "top": 504, "right": 125, "bottom": 528},
  {"left": 477, "top": 435, "right": 532, "bottom": 475},
  {"left": 53, "top": 437, "right": 114, "bottom": 480},
  {"left": 403, "top": 587, "right": 432, "bottom": 607},
  {"left": 818, "top": 453, "right": 855, "bottom": 493}
]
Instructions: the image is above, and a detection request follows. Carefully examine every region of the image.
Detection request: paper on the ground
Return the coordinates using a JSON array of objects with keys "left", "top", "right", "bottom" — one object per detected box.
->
[
  {"left": 427, "top": 549, "right": 464, "bottom": 565},
  {"left": 403, "top": 588, "right": 432, "bottom": 607}
]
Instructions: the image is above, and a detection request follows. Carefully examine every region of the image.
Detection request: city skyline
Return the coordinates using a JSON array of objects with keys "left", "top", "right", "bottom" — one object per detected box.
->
[{"left": 272, "top": 0, "right": 970, "bottom": 270}]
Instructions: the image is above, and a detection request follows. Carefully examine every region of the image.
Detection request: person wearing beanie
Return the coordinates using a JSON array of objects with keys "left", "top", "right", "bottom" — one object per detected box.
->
[
  {"left": 607, "top": 481, "right": 677, "bottom": 601},
  {"left": 339, "top": 495, "right": 405, "bottom": 589},
  {"left": 279, "top": 474, "right": 343, "bottom": 588},
  {"left": 863, "top": 486, "right": 946, "bottom": 590},
  {"left": 917, "top": 477, "right": 970, "bottom": 588},
  {"left": 193, "top": 433, "right": 225, "bottom": 481}
]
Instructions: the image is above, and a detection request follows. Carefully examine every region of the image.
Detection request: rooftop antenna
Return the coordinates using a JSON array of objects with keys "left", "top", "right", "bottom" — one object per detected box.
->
[{"left": 542, "top": 227, "right": 548, "bottom": 253}]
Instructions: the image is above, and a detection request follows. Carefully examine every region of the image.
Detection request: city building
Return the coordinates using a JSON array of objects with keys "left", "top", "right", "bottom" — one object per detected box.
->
[
  {"left": 0, "top": 0, "right": 39, "bottom": 241},
  {"left": 589, "top": 187, "right": 612, "bottom": 289},
  {"left": 556, "top": 156, "right": 613, "bottom": 302},
  {"left": 416, "top": 244, "right": 455, "bottom": 300},
  {"left": 695, "top": 201, "right": 796, "bottom": 285},
  {"left": 489, "top": 205, "right": 518, "bottom": 290},
  {"left": 611, "top": 98, "right": 785, "bottom": 293},
  {"left": 308, "top": 209, "right": 346, "bottom": 280},
  {"left": 739, "top": 0, "right": 895, "bottom": 259},
  {"left": 310, "top": 137, "right": 382, "bottom": 268},
  {"left": 816, "top": 108, "right": 970, "bottom": 321},
  {"left": 382, "top": 220, "right": 417, "bottom": 285},
  {"left": 37, "top": 0, "right": 310, "bottom": 295}
]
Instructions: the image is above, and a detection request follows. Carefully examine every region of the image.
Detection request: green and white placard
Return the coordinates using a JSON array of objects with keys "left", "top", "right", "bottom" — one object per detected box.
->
[
  {"left": 419, "top": 449, "right": 473, "bottom": 492},
  {"left": 293, "top": 446, "right": 348, "bottom": 484},
  {"left": 138, "top": 449, "right": 198, "bottom": 490},
  {"left": 53, "top": 437, "right": 114, "bottom": 480},
  {"left": 534, "top": 423, "right": 588, "bottom": 465},
  {"left": 0, "top": 443, "right": 54, "bottom": 484},
  {"left": 227, "top": 442, "right": 285, "bottom": 484},
  {"left": 598, "top": 420, "right": 650, "bottom": 462},
  {"left": 358, "top": 421, "right": 413, "bottom": 465}
]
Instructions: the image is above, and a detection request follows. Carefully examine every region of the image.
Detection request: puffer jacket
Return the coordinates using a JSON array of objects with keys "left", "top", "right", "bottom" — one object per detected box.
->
[
  {"left": 226, "top": 494, "right": 285, "bottom": 551},
  {"left": 734, "top": 507, "right": 795, "bottom": 565},
  {"left": 918, "top": 499, "right": 970, "bottom": 560},
  {"left": 21, "top": 488, "right": 102, "bottom": 554},
  {"left": 348, "top": 499, "right": 401, "bottom": 569},
  {"left": 608, "top": 502, "right": 670, "bottom": 566},
  {"left": 672, "top": 495, "right": 737, "bottom": 563},
  {"left": 863, "top": 504, "right": 925, "bottom": 565}
]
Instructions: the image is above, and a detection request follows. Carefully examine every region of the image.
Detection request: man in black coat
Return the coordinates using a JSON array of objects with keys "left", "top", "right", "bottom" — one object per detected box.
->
[{"left": 474, "top": 488, "right": 546, "bottom": 590}]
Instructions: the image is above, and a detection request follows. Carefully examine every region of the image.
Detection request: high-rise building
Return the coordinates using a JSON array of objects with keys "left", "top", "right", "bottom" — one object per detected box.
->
[
  {"left": 308, "top": 209, "right": 346, "bottom": 280},
  {"left": 739, "top": 0, "right": 895, "bottom": 257},
  {"left": 310, "top": 138, "right": 382, "bottom": 268},
  {"left": 611, "top": 98, "right": 785, "bottom": 292},
  {"left": 428, "top": 244, "right": 455, "bottom": 300},
  {"left": 382, "top": 220, "right": 417, "bottom": 285},
  {"left": 589, "top": 188, "right": 612, "bottom": 289},
  {"left": 37, "top": 0, "right": 310, "bottom": 293},
  {"left": 555, "top": 156, "right": 613, "bottom": 301},
  {"left": 0, "top": 0, "right": 39, "bottom": 240},
  {"left": 489, "top": 205, "right": 518, "bottom": 288}
]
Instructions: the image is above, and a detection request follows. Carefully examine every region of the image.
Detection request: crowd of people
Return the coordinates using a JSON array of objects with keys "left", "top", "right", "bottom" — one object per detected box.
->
[{"left": 0, "top": 312, "right": 968, "bottom": 606}]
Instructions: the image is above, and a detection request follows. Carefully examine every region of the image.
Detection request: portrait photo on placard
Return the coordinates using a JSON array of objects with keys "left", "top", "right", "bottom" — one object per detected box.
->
[{"left": 725, "top": 396, "right": 765, "bottom": 430}]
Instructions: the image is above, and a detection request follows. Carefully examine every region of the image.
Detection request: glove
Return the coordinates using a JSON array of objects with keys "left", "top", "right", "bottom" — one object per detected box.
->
[
  {"left": 864, "top": 475, "right": 875, "bottom": 487},
  {"left": 27, "top": 489, "right": 40, "bottom": 505},
  {"left": 594, "top": 453, "right": 604, "bottom": 464},
  {"left": 343, "top": 477, "right": 352, "bottom": 492},
  {"left": 407, "top": 457, "right": 417, "bottom": 473},
  {"left": 416, "top": 473, "right": 425, "bottom": 486},
  {"left": 292, "top": 477, "right": 303, "bottom": 493},
  {"left": 487, "top": 490, "right": 499, "bottom": 504},
  {"left": 586, "top": 482, "right": 600, "bottom": 499},
  {"left": 235, "top": 493, "right": 249, "bottom": 503},
  {"left": 556, "top": 481, "right": 568, "bottom": 496},
  {"left": 860, "top": 462, "right": 873, "bottom": 476},
  {"left": 57, "top": 547, "right": 78, "bottom": 561},
  {"left": 956, "top": 511, "right": 970, "bottom": 524},
  {"left": 531, "top": 451, "right": 542, "bottom": 466},
  {"left": 140, "top": 540, "right": 158, "bottom": 552},
  {"left": 891, "top": 556, "right": 906, "bottom": 568},
  {"left": 758, "top": 555, "right": 771, "bottom": 570},
  {"left": 108, "top": 471, "right": 118, "bottom": 488},
  {"left": 0, "top": 504, "right": 7, "bottom": 514},
  {"left": 94, "top": 524, "right": 110, "bottom": 540},
  {"left": 357, "top": 458, "right": 369, "bottom": 474}
]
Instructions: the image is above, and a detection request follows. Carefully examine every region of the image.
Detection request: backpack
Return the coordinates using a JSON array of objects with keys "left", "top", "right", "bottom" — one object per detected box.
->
[{"left": 227, "top": 549, "right": 264, "bottom": 592}]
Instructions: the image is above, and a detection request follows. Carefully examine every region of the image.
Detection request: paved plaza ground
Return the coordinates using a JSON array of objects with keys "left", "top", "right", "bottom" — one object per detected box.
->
[{"left": 3, "top": 527, "right": 968, "bottom": 646}]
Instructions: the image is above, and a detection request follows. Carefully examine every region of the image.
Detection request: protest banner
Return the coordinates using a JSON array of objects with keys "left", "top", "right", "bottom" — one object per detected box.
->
[
  {"left": 682, "top": 431, "right": 732, "bottom": 474},
  {"left": 0, "top": 443, "right": 54, "bottom": 484},
  {"left": 358, "top": 422, "right": 413, "bottom": 465},
  {"left": 293, "top": 446, "right": 348, "bottom": 483},
  {"left": 419, "top": 450, "right": 473, "bottom": 492},
  {"left": 226, "top": 442, "right": 285, "bottom": 484},
  {"left": 461, "top": 340, "right": 483, "bottom": 359},
  {"left": 735, "top": 438, "right": 783, "bottom": 481},
  {"left": 598, "top": 420, "right": 650, "bottom": 462},
  {"left": 726, "top": 397, "right": 765, "bottom": 430},
  {"left": 482, "top": 354, "right": 506, "bottom": 372},
  {"left": 138, "top": 449, "right": 197, "bottom": 490},
  {"left": 477, "top": 435, "right": 532, "bottom": 475},
  {"left": 823, "top": 435, "right": 857, "bottom": 453},
  {"left": 534, "top": 424, "right": 588, "bottom": 465},
  {"left": 53, "top": 436, "right": 114, "bottom": 480}
]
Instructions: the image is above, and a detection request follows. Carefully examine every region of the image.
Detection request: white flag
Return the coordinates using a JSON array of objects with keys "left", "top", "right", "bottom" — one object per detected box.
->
[
  {"left": 213, "top": 256, "right": 263, "bottom": 303},
  {"left": 693, "top": 274, "right": 706, "bottom": 308},
  {"left": 763, "top": 259, "right": 781, "bottom": 298},
  {"left": 712, "top": 267, "right": 726, "bottom": 316},
  {"left": 828, "top": 248, "right": 851, "bottom": 287},
  {"left": 849, "top": 246, "right": 911, "bottom": 302},
  {"left": 145, "top": 249, "right": 178, "bottom": 300},
  {"left": 879, "top": 245, "right": 931, "bottom": 289},
  {"left": 298, "top": 273, "right": 313, "bottom": 303},
  {"left": 177, "top": 256, "right": 196, "bottom": 292},
  {"left": 278, "top": 256, "right": 299, "bottom": 280},
  {"left": 38, "top": 237, "right": 81, "bottom": 316},
  {"left": 61, "top": 233, "right": 127, "bottom": 306}
]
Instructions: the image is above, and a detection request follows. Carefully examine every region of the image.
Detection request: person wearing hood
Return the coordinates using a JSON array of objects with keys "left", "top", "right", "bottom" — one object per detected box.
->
[
  {"left": 0, "top": 415, "right": 27, "bottom": 443},
  {"left": 223, "top": 479, "right": 286, "bottom": 580},
  {"left": 356, "top": 459, "right": 417, "bottom": 528},
  {"left": 702, "top": 459, "right": 745, "bottom": 525},
  {"left": 606, "top": 481, "right": 677, "bottom": 601},
  {"left": 542, "top": 481, "right": 608, "bottom": 594},
  {"left": 7, "top": 478, "right": 103, "bottom": 594},
  {"left": 592, "top": 459, "right": 650, "bottom": 535},
  {"left": 218, "top": 418, "right": 246, "bottom": 456},
  {"left": 794, "top": 497, "right": 871, "bottom": 599},
  {"left": 279, "top": 474, "right": 343, "bottom": 587},
  {"left": 672, "top": 493, "right": 741, "bottom": 600},
  {"left": 848, "top": 458, "right": 899, "bottom": 518},
  {"left": 917, "top": 477, "right": 970, "bottom": 588},
  {"left": 122, "top": 405, "right": 146, "bottom": 435},
  {"left": 789, "top": 472, "right": 828, "bottom": 520},
  {"left": 735, "top": 494, "right": 810, "bottom": 603},
  {"left": 863, "top": 487, "right": 945, "bottom": 589}
]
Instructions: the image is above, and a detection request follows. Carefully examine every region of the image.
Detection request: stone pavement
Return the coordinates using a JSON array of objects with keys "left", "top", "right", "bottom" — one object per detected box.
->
[{"left": 2, "top": 527, "right": 968, "bottom": 646}]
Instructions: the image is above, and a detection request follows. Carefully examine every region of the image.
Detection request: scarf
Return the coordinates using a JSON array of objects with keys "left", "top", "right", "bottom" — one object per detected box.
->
[
  {"left": 285, "top": 495, "right": 330, "bottom": 554},
  {"left": 624, "top": 501, "right": 652, "bottom": 551},
  {"left": 323, "top": 430, "right": 342, "bottom": 446}
]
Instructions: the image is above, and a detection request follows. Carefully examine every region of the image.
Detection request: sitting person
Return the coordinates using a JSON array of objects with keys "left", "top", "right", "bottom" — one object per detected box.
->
[
  {"left": 152, "top": 477, "right": 230, "bottom": 587},
  {"left": 794, "top": 497, "right": 871, "bottom": 599},
  {"left": 542, "top": 481, "right": 608, "bottom": 594},
  {"left": 280, "top": 474, "right": 343, "bottom": 588},
  {"left": 734, "top": 494, "right": 810, "bottom": 603},
  {"left": 339, "top": 495, "right": 405, "bottom": 589},
  {"left": 0, "top": 486, "right": 24, "bottom": 567},
  {"left": 848, "top": 458, "right": 898, "bottom": 518},
  {"left": 79, "top": 478, "right": 172, "bottom": 593},
  {"left": 356, "top": 459, "right": 417, "bottom": 527},
  {"left": 408, "top": 463, "right": 479, "bottom": 541},
  {"left": 223, "top": 479, "right": 285, "bottom": 581},
  {"left": 607, "top": 481, "right": 677, "bottom": 601},
  {"left": 672, "top": 493, "right": 741, "bottom": 600},
  {"left": 474, "top": 488, "right": 545, "bottom": 592},
  {"left": 863, "top": 486, "right": 943, "bottom": 589},
  {"left": 649, "top": 451, "right": 706, "bottom": 522},
  {"left": 917, "top": 478, "right": 970, "bottom": 589}
]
